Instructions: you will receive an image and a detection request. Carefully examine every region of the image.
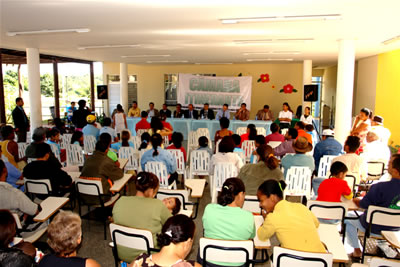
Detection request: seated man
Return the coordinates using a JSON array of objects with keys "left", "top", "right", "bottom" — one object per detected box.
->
[
  {"left": 362, "top": 130, "right": 391, "bottom": 167},
  {"left": 184, "top": 104, "right": 198, "bottom": 119},
  {"left": 345, "top": 154, "right": 400, "bottom": 258},
  {"left": 80, "top": 140, "right": 124, "bottom": 197},
  {"left": 173, "top": 104, "right": 185, "bottom": 118},
  {"left": 146, "top": 102, "right": 159, "bottom": 118},
  {"left": 256, "top": 105, "right": 273, "bottom": 121},
  {"left": 371, "top": 115, "right": 391, "bottom": 144},
  {"left": 128, "top": 100, "right": 140, "bottom": 117},
  {"left": 199, "top": 103, "right": 215, "bottom": 120},
  {"left": 99, "top": 117, "right": 118, "bottom": 142},
  {"left": 294, "top": 121, "right": 312, "bottom": 145},
  {"left": 281, "top": 136, "right": 314, "bottom": 178},
  {"left": 135, "top": 111, "right": 151, "bottom": 132},
  {"left": 265, "top": 123, "right": 285, "bottom": 143},
  {"left": 234, "top": 103, "right": 250, "bottom": 121},
  {"left": 159, "top": 103, "right": 171, "bottom": 118},
  {"left": 313, "top": 129, "right": 343, "bottom": 173},
  {"left": 23, "top": 143, "right": 73, "bottom": 197},
  {"left": 0, "top": 125, "right": 25, "bottom": 170},
  {"left": 215, "top": 104, "right": 230, "bottom": 120},
  {"left": 82, "top": 115, "right": 100, "bottom": 140},
  {"left": 274, "top": 128, "right": 297, "bottom": 157},
  {"left": 0, "top": 160, "right": 39, "bottom": 218}
]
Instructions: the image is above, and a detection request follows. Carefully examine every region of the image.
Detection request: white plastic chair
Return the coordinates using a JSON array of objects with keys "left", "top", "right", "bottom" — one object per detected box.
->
[
  {"left": 284, "top": 167, "right": 312, "bottom": 200},
  {"left": 215, "top": 139, "right": 222, "bottom": 153},
  {"left": 210, "top": 162, "right": 238, "bottom": 203},
  {"left": 145, "top": 161, "right": 176, "bottom": 189},
  {"left": 273, "top": 246, "right": 333, "bottom": 267},
  {"left": 119, "top": 147, "right": 139, "bottom": 172},
  {"left": 48, "top": 143, "right": 61, "bottom": 162},
  {"left": 199, "top": 238, "right": 254, "bottom": 267},
  {"left": 196, "top": 128, "right": 212, "bottom": 148},
  {"left": 236, "top": 127, "right": 247, "bottom": 136},
  {"left": 17, "top": 142, "right": 28, "bottom": 159},
  {"left": 60, "top": 134, "right": 72, "bottom": 149},
  {"left": 267, "top": 141, "right": 282, "bottom": 149},
  {"left": 241, "top": 140, "right": 256, "bottom": 162},
  {"left": 187, "top": 131, "right": 199, "bottom": 158},
  {"left": 83, "top": 135, "right": 96, "bottom": 154},
  {"left": 168, "top": 149, "right": 187, "bottom": 177},
  {"left": 243, "top": 195, "right": 261, "bottom": 214},
  {"left": 136, "top": 129, "right": 147, "bottom": 137},
  {"left": 188, "top": 150, "right": 210, "bottom": 179},
  {"left": 109, "top": 223, "right": 155, "bottom": 267},
  {"left": 66, "top": 144, "right": 84, "bottom": 167},
  {"left": 256, "top": 127, "right": 266, "bottom": 136},
  {"left": 131, "top": 136, "right": 142, "bottom": 150},
  {"left": 317, "top": 155, "right": 337, "bottom": 178}
]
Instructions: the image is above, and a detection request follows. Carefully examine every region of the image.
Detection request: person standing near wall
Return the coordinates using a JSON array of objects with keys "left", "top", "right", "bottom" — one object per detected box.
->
[{"left": 12, "top": 97, "right": 30, "bottom": 143}]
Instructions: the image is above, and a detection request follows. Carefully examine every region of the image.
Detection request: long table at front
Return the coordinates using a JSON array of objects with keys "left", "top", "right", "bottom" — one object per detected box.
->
[{"left": 127, "top": 118, "right": 272, "bottom": 140}]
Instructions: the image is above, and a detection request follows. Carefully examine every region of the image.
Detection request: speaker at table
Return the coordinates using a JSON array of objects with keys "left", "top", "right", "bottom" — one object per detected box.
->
[
  {"left": 304, "top": 84, "right": 318, "bottom": 102},
  {"left": 97, "top": 85, "right": 108, "bottom": 99}
]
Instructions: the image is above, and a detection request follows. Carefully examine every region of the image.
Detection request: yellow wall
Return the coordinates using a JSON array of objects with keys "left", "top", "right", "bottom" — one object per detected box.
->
[
  {"left": 375, "top": 49, "right": 400, "bottom": 147},
  {"left": 103, "top": 62, "right": 303, "bottom": 119}
]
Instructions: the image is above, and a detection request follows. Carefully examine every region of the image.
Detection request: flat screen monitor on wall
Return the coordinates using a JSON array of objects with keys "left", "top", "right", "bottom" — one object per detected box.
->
[{"left": 304, "top": 84, "right": 318, "bottom": 102}]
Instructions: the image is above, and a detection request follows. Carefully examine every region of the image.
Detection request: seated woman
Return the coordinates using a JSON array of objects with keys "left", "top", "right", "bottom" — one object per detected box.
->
[
  {"left": 167, "top": 132, "right": 187, "bottom": 162},
  {"left": 300, "top": 107, "right": 313, "bottom": 125},
  {"left": 210, "top": 136, "right": 243, "bottom": 175},
  {"left": 130, "top": 215, "right": 195, "bottom": 267},
  {"left": 201, "top": 178, "right": 255, "bottom": 265},
  {"left": 148, "top": 117, "right": 172, "bottom": 137},
  {"left": 238, "top": 145, "right": 283, "bottom": 195},
  {"left": 111, "top": 130, "right": 135, "bottom": 152},
  {"left": 196, "top": 136, "right": 212, "bottom": 157},
  {"left": 112, "top": 172, "right": 172, "bottom": 263},
  {"left": 239, "top": 124, "right": 256, "bottom": 145},
  {"left": 39, "top": 211, "right": 100, "bottom": 267},
  {"left": 257, "top": 180, "right": 326, "bottom": 253},
  {"left": 139, "top": 132, "right": 151, "bottom": 151},
  {"left": 0, "top": 125, "right": 25, "bottom": 170},
  {"left": 214, "top": 117, "right": 233, "bottom": 144},
  {"left": 70, "top": 131, "right": 84, "bottom": 147},
  {"left": 278, "top": 102, "right": 293, "bottom": 129},
  {"left": 141, "top": 134, "right": 177, "bottom": 185}
]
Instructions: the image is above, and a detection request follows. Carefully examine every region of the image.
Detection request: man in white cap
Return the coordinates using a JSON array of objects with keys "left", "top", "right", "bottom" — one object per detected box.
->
[
  {"left": 371, "top": 115, "right": 391, "bottom": 145},
  {"left": 313, "top": 129, "right": 343, "bottom": 173}
]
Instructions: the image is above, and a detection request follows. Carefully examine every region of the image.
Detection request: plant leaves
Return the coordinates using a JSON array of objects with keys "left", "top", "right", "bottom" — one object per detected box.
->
[
  {"left": 279, "top": 89, "right": 284, "bottom": 92},
  {"left": 257, "top": 78, "right": 261, "bottom": 82}
]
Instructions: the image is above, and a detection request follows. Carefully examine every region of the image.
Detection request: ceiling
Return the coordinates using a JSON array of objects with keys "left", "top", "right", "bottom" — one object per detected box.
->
[{"left": 1, "top": 0, "right": 400, "bottom": 66}]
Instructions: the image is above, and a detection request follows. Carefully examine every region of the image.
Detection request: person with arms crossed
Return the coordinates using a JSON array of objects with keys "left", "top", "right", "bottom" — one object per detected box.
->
[{"left": 12, "top": 97, "right": 29, "bottom": 143}]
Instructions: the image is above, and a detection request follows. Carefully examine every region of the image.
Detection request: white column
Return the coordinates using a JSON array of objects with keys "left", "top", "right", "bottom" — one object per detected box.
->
[
  {"left": 120, "top": 63, "right": 128, "bottom": 112},
  {"left": 26, "top": 48, "right": 42, "bottom": 130},
  {"left": 334, "top": 39, "right": 355, "bottom": 144},
  {"left": 302, "top": 59, "right": 313, "bottom": 109}
]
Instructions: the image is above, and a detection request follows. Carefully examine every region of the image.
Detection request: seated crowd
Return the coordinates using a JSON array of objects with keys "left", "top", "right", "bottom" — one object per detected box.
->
[{"left": 0, "top": 97, "right": 398, "bottom": 266}]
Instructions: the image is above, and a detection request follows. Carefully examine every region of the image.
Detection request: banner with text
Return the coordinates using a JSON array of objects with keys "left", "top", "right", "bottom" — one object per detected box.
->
[{"left": 177, "top": 73, "right": 252, "bottom": 110}]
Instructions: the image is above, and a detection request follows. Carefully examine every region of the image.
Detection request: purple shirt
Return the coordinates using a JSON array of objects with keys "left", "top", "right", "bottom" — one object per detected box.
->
[{"left": 273, "top": 140, "right": 295, "bottom": 157}]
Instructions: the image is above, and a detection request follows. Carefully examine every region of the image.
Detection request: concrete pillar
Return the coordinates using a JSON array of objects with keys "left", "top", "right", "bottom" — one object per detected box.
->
[
  {"left": 120, "top": 63, "right": 128, "bottom": 112},
  {"left": 26, "top": 48, "right": 42, "bottom": 130},
  {"left": 334, "top": 40, "right": 355, "bottom": 144},
  {"left": 302, "top": 59, "right": 313, "bottom": 110}
]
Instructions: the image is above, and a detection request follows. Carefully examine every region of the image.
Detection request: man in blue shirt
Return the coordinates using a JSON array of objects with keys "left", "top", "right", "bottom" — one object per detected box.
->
[
  {"left": 281, "top": 136, "right": 314, "bottom": 178},
  {"left": 215, "top": 104, "right": 231, "bottom": 120},
  {"left": 345, "top": 154, "right": 400, "bottom": 259},
  {"left": 313, "top": 129, "right": 343, "bottom": 172},
  {"left": 82, "top": 114, "right": 100, "bottom": 140},
  {"left": 67, "top": 101, "right": 76, "bottom": 122}
]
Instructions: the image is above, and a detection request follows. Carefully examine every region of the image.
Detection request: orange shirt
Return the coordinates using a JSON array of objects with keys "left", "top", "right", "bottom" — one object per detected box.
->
[{"left": 296, "top": 129, "right": 313, "bottom": 145}]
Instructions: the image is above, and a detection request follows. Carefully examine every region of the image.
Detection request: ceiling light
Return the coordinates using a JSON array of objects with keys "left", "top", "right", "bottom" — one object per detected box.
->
[
  {"left": 221, "top": 14, "right": 341, "bottom": 24},
  {"left": 146, "top": 60, "right": 188, "bottom": 63},
  {"left": 194, "top": 63, "right": 233, "bottom": 65},
  {"left": 382, "top": 35, "right": 400, "bottom": 45},
  {"left": 7, "top": 28, "right": 90, "bottom": 36},
  {"left": 235, "top": 38, "right": 313, "bottom": 44},
  {"left": 243, "top": 51, "right": 301, "bottom": 55},
  {"left": 121, "top": 55, "right": 170, "bottom": 58},
  {"left": 246, "top": 58, "right": 294, "bottom": 62},
  {"left": 78, "top": 44, "right": 140, "bottom": 50}
]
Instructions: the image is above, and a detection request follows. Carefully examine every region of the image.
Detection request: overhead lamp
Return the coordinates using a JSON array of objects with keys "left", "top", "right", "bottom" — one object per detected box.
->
[
  {"left": 146, "top": 60, "right": 188, "bottom": 63},
  {"left": 246, "top": 58, "right": 294, "bottom": 62},
  {"left": 121, "top": 55, "right": 171, "bottom": 58},
  {"left": 382, "top": 35, "right": 400, "bottom": 45},
  {"left": 194, "top": 63, "right": 233, "bottom": 65},
  {"left": 78, "top": 44, "right": 140, "bottom": 50},
  {"left": 235, "top": 38, "right": 313, "bottom": 44},
  {"left": 243, "top": 51, "right": 301, "bottom": 55},
  {"left": 7, "top": 28, "right": 90, "bottom": 36},
  {"left": 221, "top": 14, "right": 341, "bottom": 24}
]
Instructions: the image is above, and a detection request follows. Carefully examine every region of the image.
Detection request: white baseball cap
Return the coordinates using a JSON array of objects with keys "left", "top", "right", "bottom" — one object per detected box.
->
[{"left": 322, "top": 129, "right": 334, "bottom": 136}]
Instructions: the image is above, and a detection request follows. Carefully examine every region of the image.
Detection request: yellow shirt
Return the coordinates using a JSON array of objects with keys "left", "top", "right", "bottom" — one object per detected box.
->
[
  {"left": 257, "top": 200, "right": 326, "bottom": 253},
  {"left": 128, "top": 107, "right": 141, "bottom": 117}
]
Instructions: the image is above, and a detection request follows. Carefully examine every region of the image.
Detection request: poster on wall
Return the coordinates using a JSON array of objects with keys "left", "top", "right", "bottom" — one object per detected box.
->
[{"left": 177, "top": 73, "right": 252, "bottom": 110}]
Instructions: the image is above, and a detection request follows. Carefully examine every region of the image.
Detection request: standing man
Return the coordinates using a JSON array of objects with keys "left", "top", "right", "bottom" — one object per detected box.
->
[
  {"left": 147, "top": 102, "right": 159, "bottom": 118},
  {"left": 159, "top": 103, "right": 172, "bottom": 118},
  {"left": 184, "top": 104, "right": 198, "bottom": 119},
  {"left": 200, "top": 103, "right": 215, "bottom": 120},
  {"left": 256, "top": 105, "right": 274, "bottom": 121},
  {"left": 12, "top": 97, "right": 30, "bottom": 143},
  {"left": 215, "top": 104, "right": 231, "bottom": 120},
  {"left": 234, "top": 103, "right": 250, "bottom": 121},
  {"left": 128, "top": 101, "right": 141, "bottom": 117}
]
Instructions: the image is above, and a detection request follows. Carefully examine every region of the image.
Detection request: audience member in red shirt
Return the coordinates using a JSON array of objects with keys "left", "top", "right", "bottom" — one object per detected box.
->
[
  {"left": 166, "top": 132, "right": 187, "bottom": 162},
  {"left": 294, "top": 121, "right": 313, "bottom": 145},
  {"left": 161, "top": 114, "right": 173, "bottom": 142},
  {"left": 135, "top": 111, "right": 151, "bottom": 132},
  {"left": 240, "top": 124, "right": 257, "bottom": 145},
  {"left": 317, "top": 161, "right": 353, "bottom": 202},
  {"left": 265, "top": 123, "right": 285, "bottom": 143}
]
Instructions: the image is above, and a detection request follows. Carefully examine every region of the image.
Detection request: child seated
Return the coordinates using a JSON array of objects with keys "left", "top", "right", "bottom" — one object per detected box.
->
[
  {"left": 138, "top": 132, "right": 151, "bottom": 151},
  {"left": 196, "top": 136, "right": 212, "bottom": 157},
  {"left": 71, "top": 131, "right": 84, "bottom": 146},
  {"left": 111, "top": 130, "right": 135, "bottom": 152},
  {"left": 250, "top": 135, "right": 266, "bottom": 163},
  {"left": 232, "top": 134, "right": 244, "bottom": 153},
  {"left": 162, "top": 197, "right": 182, "bottom": 215},
  {"left": 46, "top": 128, "right": 66, "bottom": 162}
]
